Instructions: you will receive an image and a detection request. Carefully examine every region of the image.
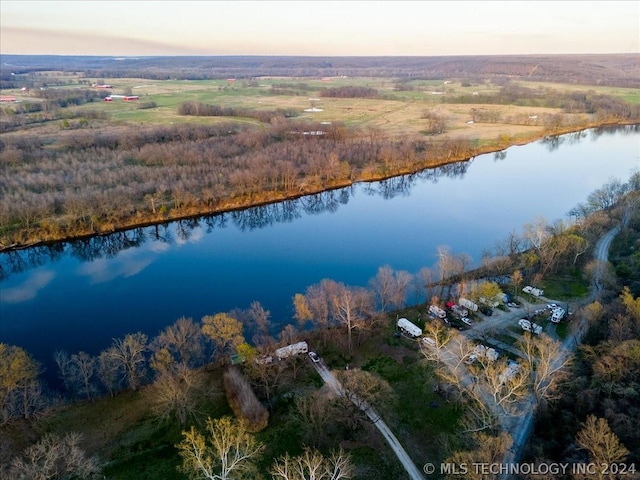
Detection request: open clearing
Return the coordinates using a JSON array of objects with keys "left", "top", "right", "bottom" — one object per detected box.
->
[{"left": 7, "top": 74, "right": 638, "bottom": 141}]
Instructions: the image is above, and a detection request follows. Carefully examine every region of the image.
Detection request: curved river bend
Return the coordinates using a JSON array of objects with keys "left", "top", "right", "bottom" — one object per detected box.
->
[{"left": 1, "top": 126, "right": 638, "bottom": 378}]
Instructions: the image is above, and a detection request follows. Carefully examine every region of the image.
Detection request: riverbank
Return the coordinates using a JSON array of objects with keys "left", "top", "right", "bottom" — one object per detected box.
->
[{"left": 0, "top": 120, "right": 635, "bottom": 253}]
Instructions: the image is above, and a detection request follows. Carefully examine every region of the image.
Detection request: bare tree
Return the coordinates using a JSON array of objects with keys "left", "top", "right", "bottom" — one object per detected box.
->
[
  {"left": 71, "top": 351, "right": 96, "bottom": 401},
  {"left": 245, "top": 354, "right": 288, "bottom": 403},
  {"left": 576, "top": 415, "right": 629, "bottom": 478},
  {"left": 330, "top": 284, "right": 374, "bottom": 355},
  {"left": 421, "top": 319, "right": 458, "bottom": 363},
  {"left": 152, "top": 316, "right": 205, "bottom": 367},
  {"left": 293, "top": 392, "right": 338, "bottom": 448},
  {"left": 247, "top": 301, "right": 272, "bottom": 347},
  {"left": 148, "top": 363, "right": 206, "bottom": 425},
  {"left": 304, "top": 280, "right": 339, "bottom": 347},
  {"left": 53, "top": 349, "right": 77, "bottom": 396},
  {"left": 7, "top": 432, "right": 101, "bottom": 480},
  {"left": 369, "top": 265, "right": 395, "bottom": 311},
  {"left": 177, "top": 415, "right": 264, "bottom": 480},
  {"left": 517, "top": 333, "right": 572, "bottom": 404},
  {"left": 334, "top": 369, "right": 394, "bottom": 414},
  {"left": 105, "top": 332, "right": 148, "bottom": 391},
  {"left": 445, "top": 432, "right": 512, "bottom": 480},
  {"left": 270, "top": 447, "right": 354, "bottom": 480},
  {"left": 0, "top": 343, "right": 39, "bottom": 424},
  {"left": 97, "top": 349, "right": 120, "bottom": 396}
]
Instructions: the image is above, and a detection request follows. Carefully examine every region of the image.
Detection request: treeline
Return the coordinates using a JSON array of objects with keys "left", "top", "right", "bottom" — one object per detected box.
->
[
  {"left": 449, "top": 85, "right": 640, "bottom": 123},
  {"left": 177, "top": 101, "right": 299, "bottom": 122},
  {"left": 319, "top": 86, "right": 379, "bottom": 98},
  {"left": 4, "top": 54, "right": 638, "bottom": 88},
  {"left": 1, "top": 90, "right": 108, "bottom": 133},
  {"left": 0, "top": 120, "right": 478, "bottom": 248}
]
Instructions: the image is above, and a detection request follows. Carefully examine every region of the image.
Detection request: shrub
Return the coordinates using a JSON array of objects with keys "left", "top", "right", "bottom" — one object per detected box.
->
[{"left": 223, "top": 366, "right": 268, "bottom": 432}]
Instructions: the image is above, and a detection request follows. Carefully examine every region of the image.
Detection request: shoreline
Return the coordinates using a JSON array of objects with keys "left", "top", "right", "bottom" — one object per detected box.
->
[{"left": 0, "top": 121, "right": 635, "bottom": 253}]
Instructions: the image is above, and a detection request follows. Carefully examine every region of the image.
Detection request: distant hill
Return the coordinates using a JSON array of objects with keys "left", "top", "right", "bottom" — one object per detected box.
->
[{"left": 1, "top": 53, "right": 638, "bottom": 88}]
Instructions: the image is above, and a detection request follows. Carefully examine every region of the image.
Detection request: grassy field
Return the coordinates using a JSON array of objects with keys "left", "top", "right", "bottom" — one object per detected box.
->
[{"left": 7, "top": 74, "right": 637, "bottom": 144}]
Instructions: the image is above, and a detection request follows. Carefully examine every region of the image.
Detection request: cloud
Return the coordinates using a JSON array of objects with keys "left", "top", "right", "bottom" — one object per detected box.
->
[
  {"left": 0, "top": 27, "right": 205, "bottom": 55},
  {"left": 0, "top": 270, "right": 55, "bottom": 303},
  {"left": 77, "top": 249, "right": 155, "bottom": 284}
]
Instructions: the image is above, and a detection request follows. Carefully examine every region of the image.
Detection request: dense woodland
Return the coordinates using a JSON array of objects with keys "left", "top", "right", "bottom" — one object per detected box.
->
[{"left": 2, "top": 54, "right": 639, "bottom": 88}]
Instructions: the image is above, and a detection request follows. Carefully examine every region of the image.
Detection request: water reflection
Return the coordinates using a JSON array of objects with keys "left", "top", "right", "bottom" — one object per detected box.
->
[
  {"left": 0, "top": 159, "right": 471, "bottom": 282},
  {"left": 77, "top": 249, "right": 157, "bottom": 284},
  {"left": 0, "top": 269, "right": 55, "bottom": 303},
  {"left": 541, "top": 124, "right": 639, "bottom": 152},
  {"left": 0, "top": 126, "right": 636, "bottom": 286}
]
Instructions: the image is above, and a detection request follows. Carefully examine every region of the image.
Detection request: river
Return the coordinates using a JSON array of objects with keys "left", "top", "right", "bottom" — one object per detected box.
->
[{"left": 0, "top": 126, "right": 638, "bottom": 378}]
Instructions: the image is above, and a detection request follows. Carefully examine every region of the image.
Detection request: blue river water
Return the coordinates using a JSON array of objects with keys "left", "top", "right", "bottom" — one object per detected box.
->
[{"left": 0, "top": 126, "right": 638, "bottom": 378}]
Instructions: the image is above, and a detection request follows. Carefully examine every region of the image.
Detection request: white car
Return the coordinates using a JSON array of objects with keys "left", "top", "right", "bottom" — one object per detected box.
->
[
  {"left": 461, "top": 317, "right": 474, "bottom": 326},
  {"left": 518, "top": 319, "right": 532, "bottom": 331},
  {"left": 308, "top": 351, "right": 320, "bottom": 363}
]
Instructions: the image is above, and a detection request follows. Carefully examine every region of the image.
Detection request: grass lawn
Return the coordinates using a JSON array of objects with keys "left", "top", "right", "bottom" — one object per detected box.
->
[{"left": 542, "top": 270, "right": 590, "bottom": 300}]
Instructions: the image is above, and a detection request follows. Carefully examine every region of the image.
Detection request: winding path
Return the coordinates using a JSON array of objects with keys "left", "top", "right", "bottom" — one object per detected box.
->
[
  {"left": 309, "top": 356, "right": 425, "bottom": 480},
  {"left": 500, "top": 216, "right": 626, "bottom": 477}
]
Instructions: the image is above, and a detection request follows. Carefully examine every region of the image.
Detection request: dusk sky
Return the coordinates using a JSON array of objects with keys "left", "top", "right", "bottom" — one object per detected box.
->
[{"left": 1, "top": 1, "right": 638, "bottom": 56}]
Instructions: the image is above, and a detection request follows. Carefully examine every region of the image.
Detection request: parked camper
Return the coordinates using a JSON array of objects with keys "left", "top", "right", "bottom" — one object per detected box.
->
[
  {"left": 523, "top": 286, "right": 544, "bottom": 297},
  {"left": 518, "top": 319, "right": 542, "bottom": 334},
  {"left": 397, "top": 317, "right": 423, "bottom": 338},
  {"left": 459, "top": 297, "right": 478, "bottom": 312},
  {"left": 429, "top": 305, "right": 447, "bottom": 319},
  {"left": 550, "top": 307, "right": 565, "bottom": 323},
  {"left": 275, "top": 341, "right": 308, "bottom": 360},
  {"left": 422, "top": 336, "right": 436, "bottom": 347}
]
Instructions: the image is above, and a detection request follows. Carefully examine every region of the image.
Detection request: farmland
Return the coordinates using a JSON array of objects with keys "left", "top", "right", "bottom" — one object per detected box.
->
[{"left": 1, "top": 54, "right": 639, "bottom": 248}]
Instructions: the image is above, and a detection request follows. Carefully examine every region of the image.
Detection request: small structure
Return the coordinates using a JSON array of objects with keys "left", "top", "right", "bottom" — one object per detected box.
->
[
  {"left": 473, "top": 344, "right": 499, "bottom": 362},
  {"left": 123, "top": 95, "right": 139, "bottom": 101},
  {"left": 397, "top": 317, "right": 422, "bottom": 338},
  {"left": 275, "top": 341, "right": 308, "bottom": 361}
]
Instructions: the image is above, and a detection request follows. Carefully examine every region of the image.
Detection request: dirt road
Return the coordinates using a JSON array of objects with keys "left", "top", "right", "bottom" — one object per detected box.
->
[{"left": 310, "top": 357, "right": 425, "bottom": 480}]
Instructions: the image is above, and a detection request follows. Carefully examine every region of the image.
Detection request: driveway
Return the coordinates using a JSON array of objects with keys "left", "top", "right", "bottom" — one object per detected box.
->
[{"left": 309, "top": 355, "right": 425, "bottom": 480}]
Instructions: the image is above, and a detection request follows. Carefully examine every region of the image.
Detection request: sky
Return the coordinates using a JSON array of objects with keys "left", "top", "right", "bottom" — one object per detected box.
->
[{"left": 1, "top": 1, "right": 638, "bottom": 56}]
